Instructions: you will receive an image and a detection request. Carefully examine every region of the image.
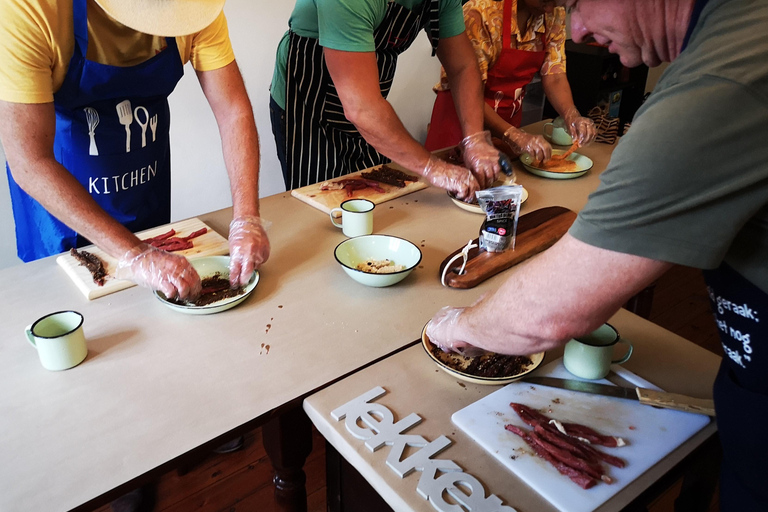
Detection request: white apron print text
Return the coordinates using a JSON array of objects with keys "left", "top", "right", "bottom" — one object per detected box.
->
[
  {"left": 709, "top": 286, "right": 760, "bottom": 368},
  {"left": 83, "top": 100, "right": 159, "bottom": 195}
]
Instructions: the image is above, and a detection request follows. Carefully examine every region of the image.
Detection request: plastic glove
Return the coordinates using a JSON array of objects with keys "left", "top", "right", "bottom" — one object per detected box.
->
[
  {"left": 459, "top": 130, "right": 502, "bottom": 189},
  {"left": 562, "top": 106, "right": 596, "bottom": 146},
  {"left": 422, "top": 155, "right": 479, "bottom": 202},
  {"left": 503, "top": 126, "right": 552, "bottom": 164},
  {"left": 116, "top": 243, "right": 201, "bottom": 300},
  {"left": 228, "top": 215, "right": 271, "bottom": 288},
  {"left": 425, "top": 306, "right": 486, "bottom": 357}
]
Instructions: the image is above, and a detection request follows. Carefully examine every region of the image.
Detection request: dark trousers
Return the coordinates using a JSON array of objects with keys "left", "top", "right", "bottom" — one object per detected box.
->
[{"left": 269, "top": 95, "right": 290, "bottom": 190}]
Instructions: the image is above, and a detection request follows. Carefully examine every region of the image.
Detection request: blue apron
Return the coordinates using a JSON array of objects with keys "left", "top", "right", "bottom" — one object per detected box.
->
[{"left": 6, "top": 0, "right": 184, "bottom": 262}]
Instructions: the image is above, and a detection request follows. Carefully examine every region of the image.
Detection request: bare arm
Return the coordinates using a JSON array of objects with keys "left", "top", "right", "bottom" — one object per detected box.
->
[
  {"left": 323, "top": 48, "right": 432, "bottom": 174},
  {"left": 429, "top": 234, "right": 671, "bottom": 355},
  {"left": 196, "top": 61, "right": 260, "bottom": 219},
  {"left": 541, "top": 72, "right": 577, "bottom": 118},
  {"left": 196, "top": 61, "right": 270, "bottom": 285},
  {"left": 0, "top": 100, "right": 142, "bottom": 258},
  {"left": 436, "top": 33, "right": 486, "bottom": 138}
]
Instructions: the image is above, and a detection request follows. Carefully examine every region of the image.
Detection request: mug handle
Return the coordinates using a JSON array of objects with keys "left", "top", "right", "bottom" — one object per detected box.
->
[
  {"left": 543, "top": 122, "right": 553, "bottom": 140},
  {"left": 612, "top": 339, "right": 633, "bottom": 365},
  {"left": 25, "top": 325, "right": 37, "bottom": 348},
  {"left": 329, "top": 208, "right": 343, "bottom": 228}
]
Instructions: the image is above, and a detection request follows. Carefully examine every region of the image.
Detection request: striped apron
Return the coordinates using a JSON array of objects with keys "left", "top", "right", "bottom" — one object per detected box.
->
[{"left": 283, "top": 0, "right": 440, "bottom": 190}]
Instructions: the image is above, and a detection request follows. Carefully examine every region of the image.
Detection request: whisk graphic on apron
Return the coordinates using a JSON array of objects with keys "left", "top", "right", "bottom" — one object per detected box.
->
[{"left": 84, "top": 107, "right": 99, "bottom": 156}]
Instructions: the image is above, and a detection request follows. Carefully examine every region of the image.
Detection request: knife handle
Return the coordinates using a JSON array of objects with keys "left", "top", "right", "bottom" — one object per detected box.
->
[{"left": 636, "top": 388, "right": 716, "bottom": 417}]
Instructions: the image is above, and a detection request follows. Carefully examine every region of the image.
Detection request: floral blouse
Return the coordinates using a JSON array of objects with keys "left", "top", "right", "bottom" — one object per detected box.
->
[{"left": 436, "top": 0, "right": 566, "bottom": 91}]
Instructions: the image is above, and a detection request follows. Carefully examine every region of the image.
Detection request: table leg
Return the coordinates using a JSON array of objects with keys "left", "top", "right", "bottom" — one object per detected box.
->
[{"left": 264, "top": 405, "right": 314, "bottom": 512}]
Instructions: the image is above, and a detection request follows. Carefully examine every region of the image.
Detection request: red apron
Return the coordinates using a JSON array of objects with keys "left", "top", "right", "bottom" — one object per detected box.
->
[{"left": 424, "top": 0, "right": 547, "bottom": 150}]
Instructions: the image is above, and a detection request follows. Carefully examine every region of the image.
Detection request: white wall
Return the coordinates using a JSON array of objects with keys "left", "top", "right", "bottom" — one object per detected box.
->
[{"left": 0, "top": 0, "right": 442, "bottom": 270}]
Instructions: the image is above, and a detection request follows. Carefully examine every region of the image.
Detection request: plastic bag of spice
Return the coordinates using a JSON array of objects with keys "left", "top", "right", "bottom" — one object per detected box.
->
[{"left": 476, "top": 185, "right": 524, "bottom": 252}]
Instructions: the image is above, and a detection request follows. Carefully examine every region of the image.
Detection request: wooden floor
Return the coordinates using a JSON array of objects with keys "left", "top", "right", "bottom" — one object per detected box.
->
[{"left": 94, "top": 265, "right": 721, "bottom": 512}]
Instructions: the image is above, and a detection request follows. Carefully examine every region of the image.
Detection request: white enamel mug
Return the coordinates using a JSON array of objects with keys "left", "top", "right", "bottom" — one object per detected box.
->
[
  {"left": 330, "top": 199, "right": 374, "bottom": 238},
  {"left": 25, "top": 311, "right": 87, "bottom": 371}
]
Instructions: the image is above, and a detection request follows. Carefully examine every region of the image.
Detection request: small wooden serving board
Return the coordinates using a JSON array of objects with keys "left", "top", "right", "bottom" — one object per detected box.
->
[
  {"left": 56, "top": 217, "right": 229, "bottom": 300},
  {"left": 439, "top": 206, "right": 576, "bottom": 289},
  {"left": 290, "top": 164, "right": 427, "bottom": 215}
]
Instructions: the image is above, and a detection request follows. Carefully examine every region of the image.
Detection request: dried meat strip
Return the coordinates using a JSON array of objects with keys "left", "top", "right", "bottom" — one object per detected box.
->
[
  {"left": 70, "top": 248, "right": 108, "bottom": 286},
  {"left": 142, "top": 227, "right": 207, "bottom": 252},
  {"left": 360, "top": 165, "right": 419, "bottom": 188},
  {"left": 505, "top": 424, "right": 597, "bottom": 489}
]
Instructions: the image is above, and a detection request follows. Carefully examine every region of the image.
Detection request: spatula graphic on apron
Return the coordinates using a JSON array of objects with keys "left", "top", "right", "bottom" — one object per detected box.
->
[{"left": 116, "top": 99, "right": 133, "bottom": 153}]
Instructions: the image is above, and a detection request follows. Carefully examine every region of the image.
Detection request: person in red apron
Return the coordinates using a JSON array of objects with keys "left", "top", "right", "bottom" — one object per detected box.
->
[
  {"left": 270, "top": 0, "right": 504, "bottom": 200},
  {"left": 424, "top": 0, "right": 595, "bottom": 163},
  {"left": 0, "top": 0, "right": 269, "bottom": 297}
]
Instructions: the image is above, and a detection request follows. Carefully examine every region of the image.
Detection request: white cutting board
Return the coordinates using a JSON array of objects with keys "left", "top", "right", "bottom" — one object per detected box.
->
[
  {"left": 452, "top": 359, "right": 711, "bottom": 512},
  {"left": 56, "top": 218, "right": 229, "bottom": 300}
]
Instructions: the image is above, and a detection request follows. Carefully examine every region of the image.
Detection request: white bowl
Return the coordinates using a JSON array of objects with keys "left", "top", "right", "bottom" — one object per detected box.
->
[
  {"left": 334, "top": 235, "right": 422, "bottom": 287},
  {"left": 154, "top": 255, "right": 259, "bottom": 315}
]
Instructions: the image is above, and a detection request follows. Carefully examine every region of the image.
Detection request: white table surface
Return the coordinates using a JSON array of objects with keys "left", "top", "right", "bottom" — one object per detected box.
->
[
  {"left": 303, "top": 309, "right": 720, "bottom": 512},
  {"left": 0, "top": 122, "right": 616, "bottom": 511}
]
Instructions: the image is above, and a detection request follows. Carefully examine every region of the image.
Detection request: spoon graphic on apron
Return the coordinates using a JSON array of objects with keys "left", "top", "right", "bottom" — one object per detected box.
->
[
  {"left": 116, "top": 99, "right": 133, "bottom": 153},
  {"left": 134, "top": 106, "right": 150, "bottom": 148}
]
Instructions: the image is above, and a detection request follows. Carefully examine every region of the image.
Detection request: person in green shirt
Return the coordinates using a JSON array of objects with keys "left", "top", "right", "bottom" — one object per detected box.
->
[
  {"left": 269, "top": 0, "right": 504, "bottom": 200},
  {"left": 427, "top": 0, "right": 768, "bottom": 509}
]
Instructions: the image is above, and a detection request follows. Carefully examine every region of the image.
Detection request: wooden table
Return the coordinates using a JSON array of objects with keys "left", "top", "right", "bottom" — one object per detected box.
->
[
  {"left": 0, "top": 122, "right": 613, "bottom": 512},
  {"left": 303, "top": 309, "right": 720, "bottom": 512}
]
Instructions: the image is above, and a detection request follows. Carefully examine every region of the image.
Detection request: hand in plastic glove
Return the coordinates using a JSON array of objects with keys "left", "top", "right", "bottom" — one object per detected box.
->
[
  {"left": 503, "top": 126, "right": 552, "bottom": 164},
  {"left": 459, "top": 130, "right": 502, "bottom": 189},
  {"left": 425, "top": 306, "right": 486, "bottom": 357},
  {"left": 562, "top": 107, "right": 596, "bottom": 146},
  {"left": 116, "top": 243, "right": 201, "bottom": 300},
  {"left": 228, "top": 215, "right": 271, "bottom": 288},
  {"left": 422, "top": 155, "right": 479, "bottom": 202}
]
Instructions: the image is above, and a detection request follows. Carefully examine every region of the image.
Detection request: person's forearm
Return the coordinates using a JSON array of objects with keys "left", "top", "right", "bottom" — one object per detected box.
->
[
  {"left": 10, "top": 158, "right": 142, "bottom": 258},
  {"left": 219, "top": 110, "right": 261, "bottom": 219},
  {"left": 347, "top": 96, "right": 433, "bottom": 175},
  {"left": 438, "top": 34, "right": 486, "bottom": 138},
  {"left": 449, "top": 235, "right": 671, "bottom": 355},
  {"left": 541, "top": 73, "right": 578, "bottom": 119},
  {"left": 483, "top": 102, "right": 513, "bottom": 140}
]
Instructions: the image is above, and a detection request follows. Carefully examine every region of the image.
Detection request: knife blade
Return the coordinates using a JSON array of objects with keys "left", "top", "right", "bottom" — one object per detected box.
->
[{"left": 522, "top": 376, "right": 716, "bottom": 417}]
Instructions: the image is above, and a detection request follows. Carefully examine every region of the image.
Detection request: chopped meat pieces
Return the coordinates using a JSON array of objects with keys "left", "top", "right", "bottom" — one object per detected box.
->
[
  {"left": 168, "top": 273, "right": 245, "bottom": 307},
  {"left": 431, "top": 344, "right": 532, "bottom": 378},
  {"left": 70, "top": 248, "right": 108, "bottom": 286},
  {"left": 360, "top": 165, "right": 419, "bottom": 188},
  {"left": 505, "top": 402, "right": 626, "bottom": 489}
]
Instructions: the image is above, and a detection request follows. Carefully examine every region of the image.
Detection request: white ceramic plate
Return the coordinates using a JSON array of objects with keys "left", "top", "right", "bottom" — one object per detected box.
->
[
  {"left": 154, "top": 255, "right": 259, "bottom": 315},
  {"left": 421, "top": 323, "right": 545, "bottom": 385},
  {"left": 520, "top": 149, "right": 593, "bottom": 179},
  {"left": 449, "top": 185, "right": 528, "bottom": 215}
]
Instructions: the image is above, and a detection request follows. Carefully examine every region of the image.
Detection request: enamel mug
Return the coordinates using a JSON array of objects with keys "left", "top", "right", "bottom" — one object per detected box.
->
[{"left": 25, "top": 311, "right": 87, "bottom": 371}]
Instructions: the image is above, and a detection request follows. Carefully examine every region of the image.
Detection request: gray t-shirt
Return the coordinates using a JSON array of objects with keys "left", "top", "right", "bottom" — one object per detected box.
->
[{"left": 569, "top": 0, "right": 768, "bottom": 294}]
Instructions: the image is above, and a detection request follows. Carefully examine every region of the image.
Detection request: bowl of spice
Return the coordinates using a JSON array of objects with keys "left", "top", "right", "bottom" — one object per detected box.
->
[
  {"left": 334, "top": 234, "right": 422, "bottom": 287},
  {"left": 154, "top": 255, "right": 259, "bottom": 315}
]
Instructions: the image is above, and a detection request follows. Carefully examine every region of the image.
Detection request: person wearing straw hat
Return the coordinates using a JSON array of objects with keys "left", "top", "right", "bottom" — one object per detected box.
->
[{"left": 0, "top": 0, "right": 270, "bottom": 299}]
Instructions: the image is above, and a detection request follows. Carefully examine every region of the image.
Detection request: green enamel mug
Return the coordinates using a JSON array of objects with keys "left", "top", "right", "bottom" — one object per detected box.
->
[
  {"left": 563, "top": 323, "right": 632, "bottom": 380},
  {"left": 25, "top": 311, "right": 87, "bottom": 371}
]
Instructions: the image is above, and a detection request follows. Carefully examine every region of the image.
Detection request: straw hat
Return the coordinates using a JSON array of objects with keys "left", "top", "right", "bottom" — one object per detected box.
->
[{"left": 92, "top": 0, "right": 227, "bottom": 36}]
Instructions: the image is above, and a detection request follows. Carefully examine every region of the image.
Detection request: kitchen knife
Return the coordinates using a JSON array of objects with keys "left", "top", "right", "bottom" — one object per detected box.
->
[{"left": 522, "top": 376, "right": 716, "bottom": 417}]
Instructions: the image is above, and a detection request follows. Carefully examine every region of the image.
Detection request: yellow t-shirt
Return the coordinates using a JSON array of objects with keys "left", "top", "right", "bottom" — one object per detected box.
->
[{"left": 0, "top": 0, "right": 235, "bottom": 104}]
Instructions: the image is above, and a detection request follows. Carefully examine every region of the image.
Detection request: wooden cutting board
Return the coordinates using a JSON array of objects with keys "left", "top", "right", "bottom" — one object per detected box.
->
[
  {"left": 290, "top": 164, "right": 427, "bottom": 214},
  {"left": 452, "top": 359, "right": 711, "bottom": 512},
  {"left": 439, "top": 206, "right": 577, "bottom": 288},
  {"left": 56, "top": 218, "right": 229, "bottom": 300}
]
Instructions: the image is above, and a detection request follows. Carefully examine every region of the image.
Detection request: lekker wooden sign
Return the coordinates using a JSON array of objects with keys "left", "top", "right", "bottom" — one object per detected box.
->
[
  {"left": 439, "top": 206, "right": 577, "bottom": 289},
  {"left": 57, "top": 217, "right": 229, "bottom": 300}
]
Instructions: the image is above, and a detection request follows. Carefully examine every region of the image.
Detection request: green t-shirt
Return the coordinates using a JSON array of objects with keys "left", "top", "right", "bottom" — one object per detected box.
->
[
  {"left": 569, "top": 0, "right": 768, "bottom": 294},
  {"left": 270, "top": 0, "right": 465, "bottom": 109}
]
